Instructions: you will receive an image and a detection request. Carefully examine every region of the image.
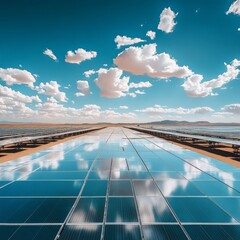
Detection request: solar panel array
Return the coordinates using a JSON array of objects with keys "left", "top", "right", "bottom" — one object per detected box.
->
[
  {"left": 0, "top": 127, "right": 240, "bottom": 240},
  {"left": 0, "top": 127, "right": 85, "bottom": 140}
]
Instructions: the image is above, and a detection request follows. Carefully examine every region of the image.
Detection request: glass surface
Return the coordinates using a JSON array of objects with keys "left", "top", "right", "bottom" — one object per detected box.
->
[
  {"left": 137, "top": 197, "right": 176, "bottom": 223},
  {"left": 69, "top": 198, "right": 105, "bottom": 223},
  {"left": 88, "top": 171, "right": 109, "bottom": 180},
  {"left": 0, "top": 181, "right": 83, "bottom": 196},
  {"left": 60, "top": 225, "right": 102, "bottom": 240},
  {"left": 39, "top": 160, "right": 93, "bottom": 171},
  {"left": 143, "top": 225, "right": 188, "bottom": 240},
  {"left": 107, "top": 197, "right": 138, "bottom": 223},
  {"left": 0, "top": 181, "right": 9, "bottom": 187},
  {"left": 111, "top": 158, "right": 128, "bottom": 170},
  {"left": 133, "top": 180, "right": 161, "bottom": 196},
  {"left": 155, "top": 179, "right": 204, "bottom": 196},
  {"left": 192, "top": 181, "right": 240, "bottom": 196},
  {"left": 92, "top": 159, "right": 111, "bottom": 171},
  {"left": 0, "top": 171, "right": 29, "bottom": 181},
  {"left": 130, "top": 171, "right": 151, "bottom": 179},
  {"left": 81, "top": 181, "right": 108, "bottom": 196},
  {"left": 151, "top": 171, "right": 185, "bottom": 180},
  {"left": 109, "top": 180, "right": 133, "bottom": 196},
  {"left": 184, "top": 225, "right": 240, "bottom": 240},
  {"left": 228, "top": 181, "right": 240, "bottom": 192},
  {"left": 0, "top": 225, "right": 60, "bottom": 240},
  {"left": 181, "top": 171, "right": 215, "bottom": 181},
  {"left": 111, "top": 171, "right": 131, "bottom": 179},
  {"left": 127, "top": 160, "right": 147, "bottom": 171},
  {"left": 104, "top": 225, "right": 141, "bottom": 240},
  {"left": 0, "top": 198, "right": 75, "bottom": 223},
  {"left": 168, "top": 197, "right": 237, "bottom": 223},
  {"left": 211, "top": 197, "right": 240, "bottom": 221},
  {"left": 25, "top": 171, "right": 87, "bottom": 180}
]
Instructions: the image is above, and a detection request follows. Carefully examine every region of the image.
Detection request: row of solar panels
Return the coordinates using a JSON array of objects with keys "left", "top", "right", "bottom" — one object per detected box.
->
[
  {"left": 0, "top": 127, "right": 86, "bottom": 140},
  {"left": 132, "top": 127, "right": 240, "bottom": 147},
  {"left": 0, "top": 128, "right": 103, "bottom": 148}
]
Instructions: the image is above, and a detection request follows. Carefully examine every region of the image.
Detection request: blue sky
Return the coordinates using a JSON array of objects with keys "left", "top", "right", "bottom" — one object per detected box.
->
[{"left": 0, "top": 0, "right": 239, "bottom": 123}]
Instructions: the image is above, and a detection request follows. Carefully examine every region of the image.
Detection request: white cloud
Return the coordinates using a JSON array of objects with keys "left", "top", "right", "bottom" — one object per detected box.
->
[
  {"left": 65, "top": 48, "right": 97, "bottom": 64},
  {"left": 94, "top": 68, "right": 130, "bottom": 98},
  {"left": 114, "top": 35, "right": 145, "bottom": 49},
  {"left": 226, "top": 0, "right": 240, "bottom": 15},
  {"left": 101, "top": 110, "right": 136, "bottom": 121},
  {"left": 135, "top": 90, "right": 145, "bottom": 95},
  {"left": 120, "top": 106, "right": 128, "bottom": 109},
  {"left": 83, "top": 69, "right": 96, "bottom": 78},
  {"left": 75, "top": 92, "right": 85, "bottom": 97},
  {"left": 0, "top": 84, "right": 41, "bottom": 103},
  {"left": 0, "top": 88, "right": 204, "bottom": 123},
  {"left": 0, "top": 85, "right": 41, "bottom": 118},
  {"left": 222, "top": 103, "right": 240, "bottom": 114},
  {"left": 136, "top": 105, "right": 214, "bottom": 115},
  {"left": 33, "top": 99, "right": 136, "bottom": 123},
  {"left": 35, "top": 81, "right": 67, "bottom": 102},
  {"left": 0, "top": 68, "right": 36, "bottom": 87},
  {"left": 129, "top": 81, "right": 152, "bottom": 88},
  {"left": 182, "top": 59, "right": 240, "bottom": 97},
  {"left": 31, "top": 95, "right": 42, "bottom": 103},
  {"left": 158, "top": 7, "right": 177, "bottom": 33},
  {"left": 238, "top": 28, "right": 240, "bottom": 31},
  {"left": 146, "top": 30, "right": 156, "bottom": 40},
  {"left": 129, "top": 92, "right": 137, "bottom": 98},
  {"left": 76, "top": 80, "right": 90, "bottom": 96},
  {"left": 114, "top": 43, "right": 192, "bottom": 79},
  {"left": 43, "top": 48, "right": 58, "bottom": 61}
]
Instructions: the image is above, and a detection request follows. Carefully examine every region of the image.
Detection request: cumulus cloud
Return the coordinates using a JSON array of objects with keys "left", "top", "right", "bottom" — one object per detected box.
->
[
  {"left": 135, "top": 90, "right": 145, "bottom": 95},
  {"left": 120, "top": 105, "right": 128, "bottom": 109},
  {"left": 182, "top": 59, "right": 240, "bottom": 97},
  {"left": 83, "top": 69, "right": 96, "bottom": 78},
  {"left": 0, "top": 85, "right": 41, "bottom": 118},
  {"left": 35, "top": 81, "right": 67, "bottom": 102},
  {"left": 76, "top": 80, "right": 90, "bottom": 96},
  {"left": 136, "top": 105, "right": 214, "bottom": 115},
  {"left": 0, "top": 84, "right": 41, "bottom": 103},
  {"left": 43, "top": 48, "right": 58, "bottom": 61},
  {"left": 222, "top": 103, "right": 240, "bottom": 114},
  {"left": 146, "top": 30, "right": 156, "bottom": 40},
  {"left": 129, "top": 92, "right": 137, "bottom": 98},
  {"left": 0, "top": 68, "right": 36, "bottom": 87},
  {"left": 3, "top": 94, "right": 132, "bottom": 122},
  {"left": 94, "top": 68, "right": 130, "bottom": 98},
  {"left": 75, "top": 92, "right": 85, "bottom": 97},
  {"left": 226, "top": 0, "right": 240, "bottom": 15},
  {"left": 114, "top": 35, "right": 145, "bottom": 49},
  {"left": 129, "top": 81, "right": 152, "bottom": 88},
  {"left": 102, "top": 110, "right": 136, "bottom": 120},
  {"left": 114, "top": 43, "right": 192, "bottom": 79},
  {"left": 65, "top": 48, "right": 97, "bottom": 64},
  {"left": 158, "top": 7, "right": 177, "bottom": 33}
]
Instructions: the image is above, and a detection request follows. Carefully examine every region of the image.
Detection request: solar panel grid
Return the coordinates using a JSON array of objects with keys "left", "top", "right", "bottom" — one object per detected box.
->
[{"left": 0, "top": 127, "right": 239, "bottom": 240}]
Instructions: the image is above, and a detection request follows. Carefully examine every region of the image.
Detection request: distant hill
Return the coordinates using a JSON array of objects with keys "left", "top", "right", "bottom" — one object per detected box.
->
[{"left": 147, "top": 120, "right": 210, "bottom": 125}]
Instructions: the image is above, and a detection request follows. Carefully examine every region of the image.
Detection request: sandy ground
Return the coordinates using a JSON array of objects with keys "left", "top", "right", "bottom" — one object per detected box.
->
[{"left": 169, "top": 140, "right": 240, "bottom": 168}]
